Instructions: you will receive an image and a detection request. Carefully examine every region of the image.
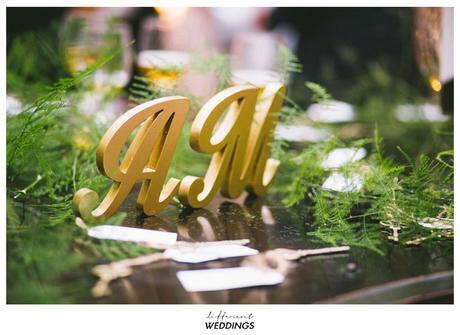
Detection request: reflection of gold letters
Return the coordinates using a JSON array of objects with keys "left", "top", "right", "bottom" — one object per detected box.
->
[{"left": 73, "top": 84, "right": 286, "bottom": 220}]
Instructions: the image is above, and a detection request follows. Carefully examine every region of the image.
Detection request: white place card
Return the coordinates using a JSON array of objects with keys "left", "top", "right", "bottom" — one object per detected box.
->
[
  {"left": 164, "top": 244, "right": 258, "bottom": 264},
  {"left": 88, "top": 225, "right": 177, "bottom": 245},
  {"left": 321, "top": 147, "right": 366, "bottom": 169},
  {"left": 177, "top": 266, "right": 285, "bottom": 292}
]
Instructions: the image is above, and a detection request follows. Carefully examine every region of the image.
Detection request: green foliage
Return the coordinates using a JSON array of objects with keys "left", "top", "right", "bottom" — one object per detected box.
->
[
  {"left": 278, "top": 106, "right": 304, "bottom": 123},
  {"left": 6, "top": 38, "right": 154, "bottom": 303},
  {"left": 7, "top": 51, "right": 118, "bottom": 192},
  {"left": 7, "top": 22, "right": 69, "bottom": 99},
  {"left": 6, "top": 26, "right": 214, "bottom": 302},
  {"left": 7, "top": 223, "right": 88, "bottom": 303},
  {"left": 277, "top": 45, "right": 303, "bottom": 81},
  {"left": 284, "top": 132, "right": 453, "bottom": 254},
  {"left": 276, "top": 46, "right": 324, "bottom": 124},
  {"left": 275, "top": 45, "right": 330, "bottom": 123},
  {"left": 309, "top": 190, "right": 384, "bottom": 255},
  {"left": 128, "top": 75, "right": 162, "bottom": 104},
  {"left": 167, "top": 122, "right": 210, "bottom": 180},
  {"left": 99, "top": 17, "right": 127, "bottom": 72},
  {"left": 285, "top": 140, "right": 334, "bottom": 206},
  {"left": 305, "top": 81, "right": 332, "bottom": 103},
  {"left": 81, "top": 239, "right": 156, "bottom": 261}
]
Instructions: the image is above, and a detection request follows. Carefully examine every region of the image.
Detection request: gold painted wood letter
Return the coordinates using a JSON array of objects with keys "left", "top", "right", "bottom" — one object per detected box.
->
[
  {"left": 73, "top": 97, "right": 189, "bottom": 221},
  {"left": 178, "top": 83, "right": 286, "bottom": 208}
]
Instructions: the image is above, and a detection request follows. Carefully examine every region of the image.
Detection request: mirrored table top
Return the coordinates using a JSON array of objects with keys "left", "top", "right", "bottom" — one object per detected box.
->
[{"left": 95, "top": 191, "right": 453, "bottom": 304}]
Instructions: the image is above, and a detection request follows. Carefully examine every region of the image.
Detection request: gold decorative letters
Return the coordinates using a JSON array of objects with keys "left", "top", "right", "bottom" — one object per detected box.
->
[{"left": 73, "top": 83, "right": 286, "bottom": 221}]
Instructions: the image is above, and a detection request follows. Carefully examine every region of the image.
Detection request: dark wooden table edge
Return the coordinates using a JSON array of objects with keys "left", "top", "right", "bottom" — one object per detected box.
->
[{"left": 315, "top": 270, "right": 454, "bottom": 304}]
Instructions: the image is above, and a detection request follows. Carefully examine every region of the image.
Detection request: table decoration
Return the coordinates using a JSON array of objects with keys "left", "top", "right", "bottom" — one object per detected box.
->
[
  {"left": 177, "top": 267, "right": 285, "bottom": 292},
  {"left": 320, "top": 147, "right": 367, "bottom": 169},
  {"left": 275, "top": 124, "right": 331, "bottom": 143},
  {"left": 307, "top": 100, "right": 355, "bottom": 123},
  {"left": 87, "top": 225, "right": 178, "bottom": 245},
  {"left": 72, "top": 82, "right": 286, "bottom": 220},
  {"left": 394, "top": 103, "right": 449, "bottom": 122},
  {"left": 137, "top": 50, "right": 190, "bottom": 87}
]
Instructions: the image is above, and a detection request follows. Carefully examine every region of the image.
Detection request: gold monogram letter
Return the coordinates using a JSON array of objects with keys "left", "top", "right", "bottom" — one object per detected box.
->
[
  {"left": 178, "top": 83, "right": 286, "bottom": 208},
  {"left": 73, "top": 97, "right": 189, "bottom": 221},
  {"left": 73, "top": 84, "right": 286, "bottom": 221}
]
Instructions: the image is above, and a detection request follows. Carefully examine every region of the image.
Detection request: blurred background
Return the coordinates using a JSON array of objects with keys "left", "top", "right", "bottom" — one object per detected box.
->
[{"left": 7, "top": 7, "right": 454, "bottom": 159}]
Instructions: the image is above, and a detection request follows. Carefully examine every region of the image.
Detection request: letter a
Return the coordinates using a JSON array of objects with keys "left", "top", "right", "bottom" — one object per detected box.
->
[{"left": 73, "top": 97, "right": 189, "bottom": 221}]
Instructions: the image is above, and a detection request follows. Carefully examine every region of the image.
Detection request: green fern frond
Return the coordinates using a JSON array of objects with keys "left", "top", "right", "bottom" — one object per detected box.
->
[{"left": 277, "top": 45, "right": 303, "bottom": 81}]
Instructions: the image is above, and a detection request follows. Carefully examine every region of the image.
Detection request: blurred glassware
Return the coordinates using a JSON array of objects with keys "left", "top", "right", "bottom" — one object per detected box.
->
[
  {"left": 230, "top": 31, "right": 285, "bottom": 88},
  {"left": 140, "top": 7, "right": 217, "bottom": 52},
  {"left": 274, "top": 124, "right": 330, "bottom": 143},
  {"left": 61, "top": 12, "right": 133, "bottom": 89},
  {"left": 231, "top": 31, "right": 280, "bottom": 70},
  {"left": 138, "top": 16, "right": 161, "bottom": 51},
  {"left": 137, "top": 50, "right": 190, "bottom": 88},
  {"left": 394, "top": 103, "right": 448, "bottom": 123},
  {"left": 138, "top": 16, "right": 166, "bottom": 51},
  {"left": 62, "top": 16, "right": 99, "bottom": 73},
  {"left": 210, "top": 8, "right": 274, "bottom": 50},
  {"left": 137, "top": 16, "right": 191, "bottom": 89}
]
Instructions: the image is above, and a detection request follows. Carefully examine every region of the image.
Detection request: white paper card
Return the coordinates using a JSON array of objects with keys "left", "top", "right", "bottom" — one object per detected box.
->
[
  {"left": 275, "top": 124, "right": 330, "bottom": 143},
  {"left": 164, "top": 245, "right": 258, "bottom": 263},
  {"left": 322, "top": 172, "right": 363, "bottom": 192},
  {"left": 88, "top": 225, "right": 177, "bottom": 245},
  {"left": 177, "top": 266, "right": 285, "bottom": 292},
  {"left": 307, "top": 100, "right": 355, "bottom": 123},
  {"left": 321, "top": 148, "right": 366, "bottom": 169}
]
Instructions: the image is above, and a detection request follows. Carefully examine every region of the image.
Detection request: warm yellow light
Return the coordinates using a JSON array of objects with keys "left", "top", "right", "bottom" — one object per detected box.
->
[
  {"left": 155, "top": 7, "right": 188, "bottom": 21},
  {"left": 430, "top": 77, "right": 442, "bottom": 92}
]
